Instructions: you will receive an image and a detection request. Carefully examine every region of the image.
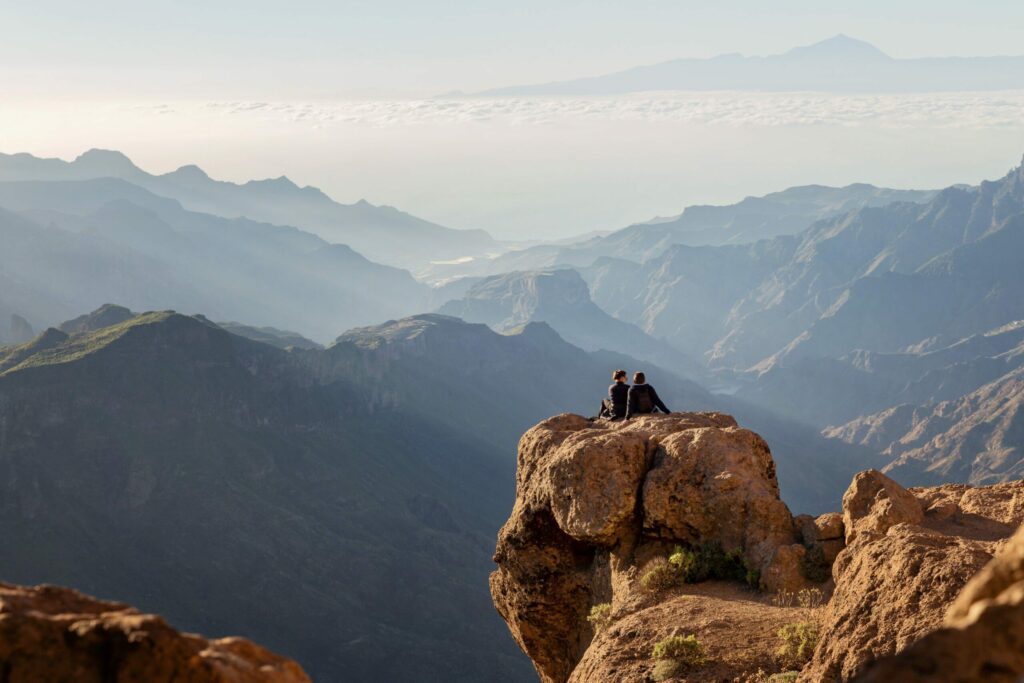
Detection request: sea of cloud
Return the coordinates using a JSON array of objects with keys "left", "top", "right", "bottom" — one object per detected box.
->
[
  {"left": 151, "top": 91, "right": 1024, "bottom": 129},
  {"left": 5, "top": 92, "right": 1021, "bottom": 238}
]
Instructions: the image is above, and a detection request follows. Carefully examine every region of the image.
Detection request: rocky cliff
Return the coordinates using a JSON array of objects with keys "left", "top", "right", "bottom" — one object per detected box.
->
[
  {"left": 0, "top": 581, "right": 309, "bottom": 682},
  {"left": 493, "top": 414, "right": 1024, "bottom": 682},
  {"left": 490, "top": 413, "right": 832, "bottom": 682}
]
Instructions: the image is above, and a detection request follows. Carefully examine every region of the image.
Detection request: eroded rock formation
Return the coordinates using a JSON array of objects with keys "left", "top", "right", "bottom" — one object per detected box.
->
[
  {"left": 801, "top": 476, "right": 1024, "bottom": 681},
  {"left": 853, "top": 521, "right": 1024, "bottom": 682},
  {"left": 490, "top": 412, "right": 819, "bottom": 683},
  {"left": 0, "top": 582, "right": 310, "bottom": 683}
]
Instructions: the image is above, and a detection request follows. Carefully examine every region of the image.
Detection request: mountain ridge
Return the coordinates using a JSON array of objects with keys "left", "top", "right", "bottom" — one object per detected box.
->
[
  {"left": 0, "top": 178, "right": 429, "bottom": 341},
  {"left": 473, "top": 35, "right": 1024, "bottom": 96},
  {"left": 0, "top": 149, "right": 496, "bottom": 269}
]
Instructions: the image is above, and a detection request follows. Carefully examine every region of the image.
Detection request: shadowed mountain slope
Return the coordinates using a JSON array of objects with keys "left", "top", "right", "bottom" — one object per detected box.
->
[
  {"left": 0, "top": 308, "right": 732, "bottom": 681},
  {"left": 0, "top": 311, "right": 538, "bottom": 682}
]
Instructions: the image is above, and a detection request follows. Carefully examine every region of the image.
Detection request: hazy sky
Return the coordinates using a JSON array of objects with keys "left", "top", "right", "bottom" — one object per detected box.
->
[
  {"left": 5, "top": 1, "right": 1024, "bottom": 98},
  {"left": 3, "top": 2, "right": 1024, "bottom": 240}
]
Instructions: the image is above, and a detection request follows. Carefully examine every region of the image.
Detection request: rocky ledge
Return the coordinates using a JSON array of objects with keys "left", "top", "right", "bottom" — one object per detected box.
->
[
  {"left": 0, "top": 581, "right": 310, "bottom": 682},
  {"left": 492, "top": 412, "right": 1024, "bottom": 683}
]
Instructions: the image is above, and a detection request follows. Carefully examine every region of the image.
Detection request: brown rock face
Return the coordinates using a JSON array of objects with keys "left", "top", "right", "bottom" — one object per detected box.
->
[
  {"left": 490, "top": 412, "right": 806, "bottom": 683},
  {"left": 841, "top": 469, "right": 924, "bottom": 544},
  {"left": 853, "top": 523, "right": 1024, "bottom": 682},
  {"left": 641, "top": 426, "right": 796, "bottom": 571},
  {"left": 0, "top": 582, "right": 310, "bottom": 683},
  {"left": 801, "top": 479, "right": 1024, "bottom": 682}
]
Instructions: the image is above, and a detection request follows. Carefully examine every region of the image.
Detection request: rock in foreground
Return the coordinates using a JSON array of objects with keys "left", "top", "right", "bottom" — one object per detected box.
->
[
  {"left": 802, "top": 475, "right": 1024, "bottom": 681},
  {"left": 0, "top": 582, "right": 311, "bottom": 683},
  {"left": 853, "top": 521, "right": 1024, "bottom": 682}
]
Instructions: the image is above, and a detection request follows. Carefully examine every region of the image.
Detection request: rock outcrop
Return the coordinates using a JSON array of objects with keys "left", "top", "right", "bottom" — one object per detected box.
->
[
  {"left": 801, "top": 477, "right": 1024, "bottom": 681},
  {"left": 490, "top": 412, "right": 818, "bottom": 683},
  {"left": 0, "top": 581, "right": 310, "bottom": 682},
  {"left": 493, "top": 414, "right": 1024, "bottom": 683},
  {"left": 853, "top": 523, "right": 1024, "bottom": 682},
  {"left": 841, "top": 469, "right": 925, "bottom": 544}
]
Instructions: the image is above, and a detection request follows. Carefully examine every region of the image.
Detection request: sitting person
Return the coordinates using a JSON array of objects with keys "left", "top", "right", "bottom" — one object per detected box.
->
[
  {"left": 625, "top": 371, "right": 671, "bottom": 420},
  {"left": 598, "top": 369, "right": 630, "bottom": 420}
]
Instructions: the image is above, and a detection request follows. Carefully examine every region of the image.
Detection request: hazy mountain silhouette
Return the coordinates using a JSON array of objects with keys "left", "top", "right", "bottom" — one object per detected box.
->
[
  {"left": 0, "top": 179, "right": 429, "bottom": 341},
  {"left": 0, "top": 150, "right": 496, "bottom": 270},
  {"left": 436, "top": 268, "right": 705, "bottom": 378},
  {"left": 475, "top": 35, "right": 1024, "bottom": 96},
  {"left": 584, "top": 157, "right": 1023, "bottom": 372},
  {"left": 421, "top": 183, "right": 937, "bottom": 282},
  {"left": 566, "top": 155, "right": 1024, "bottom": 484}
]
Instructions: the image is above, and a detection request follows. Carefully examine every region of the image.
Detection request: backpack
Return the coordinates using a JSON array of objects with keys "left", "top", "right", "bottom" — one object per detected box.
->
[{"left": 633, "top": 385, "right": 654, "bottom": 413}]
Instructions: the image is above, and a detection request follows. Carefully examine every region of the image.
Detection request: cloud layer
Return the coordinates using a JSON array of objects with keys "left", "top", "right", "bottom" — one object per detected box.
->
[{"left": 155, "top": 92, "right": 1024, "bottom": 129}]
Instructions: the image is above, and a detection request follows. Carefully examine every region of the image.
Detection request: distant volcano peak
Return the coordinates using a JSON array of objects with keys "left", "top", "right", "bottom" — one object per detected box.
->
[{"left": 782, "top": 34, "right": 892, "bottom": 60}]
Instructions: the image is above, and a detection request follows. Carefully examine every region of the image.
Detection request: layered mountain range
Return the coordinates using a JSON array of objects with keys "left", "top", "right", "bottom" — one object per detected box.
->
[
  {"left": 0, "top": 173, "right": 430, "bottom": 341},
  {"left": 436, "top": 268, "right": 705, "bottom": 379},
  {"left": 2, "top": 145, "right": 1024, "bottom": 680},
  {"left": 423, "top": 156, "right": 1024, "bottom": 490},
  {"left": 0, "top": 304, "right": 883, "bottom": 679},
  {"left": 575, "top": 158, "right": 1024, "bottom": 484},
  {"left": 421, "top": 182, "right": 937, "bottom": 282},
  {"left": 0, "top": 149, "right": 495, "bottom": 270}
]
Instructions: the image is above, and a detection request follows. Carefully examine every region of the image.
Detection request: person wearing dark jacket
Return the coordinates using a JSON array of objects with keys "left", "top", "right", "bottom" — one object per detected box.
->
[
  {"left": 625, "top": 371, "right": 670, "bottom": 420},
  {"left": 598, "top": 369, "right": 630, "bottom": 419}
]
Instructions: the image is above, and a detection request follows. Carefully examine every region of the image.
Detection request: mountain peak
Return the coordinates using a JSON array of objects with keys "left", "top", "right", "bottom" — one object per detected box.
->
[
  {"left": 72, "top": 149, "right": 141, "bottom": 175},
  {"left": 783, "top": 34, "right": 891, "bottom": 60},
  {"left": 59, "top": 304, "right": 137, "bottom": 335},
  {"left": 333, "top": 314, "right": 484, "bottom": 348},
  {"left": 246, "top": 175, "right": 299, "bottom": 190},
  {"left": 166, "top": 164, "right": 210, "bottom": 181}
]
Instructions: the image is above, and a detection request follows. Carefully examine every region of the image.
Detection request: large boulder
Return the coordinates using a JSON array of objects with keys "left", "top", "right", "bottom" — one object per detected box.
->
[
  {"left": 853, "top": 523, "right": 1024, "bottom": 682},
  {"left": 641, "top": 426, "right": 796, "bottom": 570},
  {"left": 841, "top": 469, "right": 923, "bottom": 544},
  {"left": 491, "top": 412, "right": 803, "bottom": 683},
  {"left": 0, "top": 581, "right": 310, "bottom": 683}
]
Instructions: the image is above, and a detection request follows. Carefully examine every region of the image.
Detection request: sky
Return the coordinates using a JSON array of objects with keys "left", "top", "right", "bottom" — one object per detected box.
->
[
  {"left": 3, "top": 2, "right": 1024, "bottom": 239},
  {"left": 5, "top": 1, "right": 1024, "bottom": 97}
]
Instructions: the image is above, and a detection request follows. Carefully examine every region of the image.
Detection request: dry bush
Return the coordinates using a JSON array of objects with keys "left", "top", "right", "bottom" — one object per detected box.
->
[
  {"left": 587, "top": 602, "right": 613, "bottom": 633},
  {"left": 640, "top": 557, "right": 680, "bottom": 593},
  {"left": 776, "top": 621, "right": 819, "bottom": 668}
]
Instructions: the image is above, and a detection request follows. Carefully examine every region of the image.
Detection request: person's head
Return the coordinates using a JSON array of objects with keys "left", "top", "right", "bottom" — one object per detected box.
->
[
  {"left": 612, "top": 369, "right": 627, "bottom": 383},
  {"left": 633, "top": 371, "right": 646, "bottom": 385}
]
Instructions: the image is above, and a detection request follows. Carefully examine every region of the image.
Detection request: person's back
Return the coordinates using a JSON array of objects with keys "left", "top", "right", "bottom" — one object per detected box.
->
[
  {"left": 625, "top": 371, "right": 671, "bottom": 420},
  {"left": 600, "top": 369, "right": 630, "bottom": 419}
]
